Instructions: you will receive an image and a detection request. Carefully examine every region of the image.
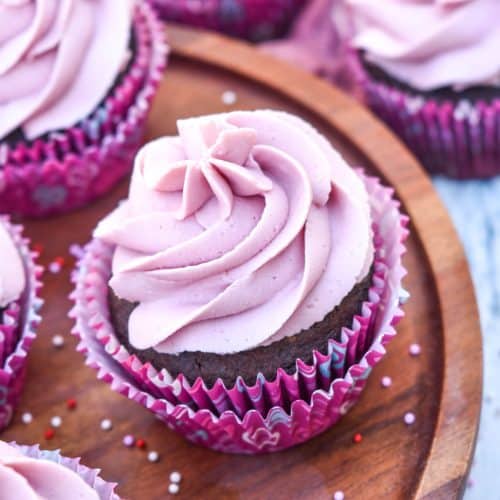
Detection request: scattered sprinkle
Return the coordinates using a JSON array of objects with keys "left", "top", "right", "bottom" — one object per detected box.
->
[
  {"left": 408, "top": 343, "right": 421, "bottom": 357},
  {"left": 50, "top": 416, "right": 62, "bottom": 428},
  {"left": 44, "top": 428, "right": 55, "bottom": 440},
  {"left": 333, "top": 491, "right": 345, "bottom": 500},
  {"left": 168, "top": 483, "right": 180, "bottom": 495},
  {"left": 123, "top": 435, "right": 135, "bottom": 447},
  {"left": 221, "top": 90, "right": 237, "bottom": 106},
  {"left": 136, "top": 438, "right": 146, "bottom": 449},
  {"left": 352, "top": 433, "right": 363, "bottom": 444},
  {"left": 169, "top": 471, "right": 182, "bottom": 484},
  {"left": 52, "top": 335, "right": 64, "bottom": 348},
  {"left": 381, "top": 376, "right": 392, "bottom": 388},
  {"left": 404, "top": 412, "right": 416, "bottom": 426},
  {"left": 100, "top": 419, "right": 112, "bottom": 431},
  {"left": 66, "top": 398, "right": 77, "bottom": 410},
  {"left": 48, "top": 261, "right": 62, "bottom": 274},
  {"left": 33, "top": 243, "right": 44, "bottom": 256},
  {"left": 21, "top": 412, "right": 33, "bottom": 425},
  {"left": 147, "top": 451, "right": 160, "bottom": 463},
  {"left": 54, "top": 256, "right": 65, "bottom": 267}
]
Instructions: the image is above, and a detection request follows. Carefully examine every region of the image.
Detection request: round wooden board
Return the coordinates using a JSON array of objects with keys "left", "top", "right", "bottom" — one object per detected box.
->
[{"left": 3, "top": 24, "right": 481, "bottom": 500}]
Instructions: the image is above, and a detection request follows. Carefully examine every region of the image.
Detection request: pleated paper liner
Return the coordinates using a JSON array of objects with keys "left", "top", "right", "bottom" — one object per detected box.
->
[
  {"left": 0, "top": 1, "right": 168, "bottom": 217},
  {"left": 0, "top": 218, "right": 43, "bottom": 431}
]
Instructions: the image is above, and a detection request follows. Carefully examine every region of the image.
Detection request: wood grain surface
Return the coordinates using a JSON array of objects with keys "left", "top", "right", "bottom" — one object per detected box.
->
[{"left": 2, "top": 25, "right": 482, "bottom": 500}]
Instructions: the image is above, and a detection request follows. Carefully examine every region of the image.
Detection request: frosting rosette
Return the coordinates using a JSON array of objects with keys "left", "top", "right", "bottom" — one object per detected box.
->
[
  {"left": 0, "top": 0, "right": 134, "bottom": 141},
  {"left": 0, "top": 222, "right": 25, "bottom": 308},
  {"left": 0, "top": 441, "right": 99, "bottom": 500},
  {"left": 346, "top": 0, "right": 500, "bottom": 90},
  {"left": 95, "top": 110, "right": 373, "bottom": 355}
]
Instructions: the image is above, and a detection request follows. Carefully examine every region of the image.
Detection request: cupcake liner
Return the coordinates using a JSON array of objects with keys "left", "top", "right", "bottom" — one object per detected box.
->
[
  {"left": 0, "top": 1, "right": 168, "bottom": 217},
  {"left": 70, "top": 171, "right": 408, "bottom": 454},
  {"left": 8, "top": 442, "right": 119, "bottom": 500},
  {"left": 0, "top": 218, "right": 43, "bottom": 431},
  {"left": 361, "top": 74, "right": 500, "bottom": 179},
  {"left": 150, "top": 0, "right": 306, "bottom": 41}
]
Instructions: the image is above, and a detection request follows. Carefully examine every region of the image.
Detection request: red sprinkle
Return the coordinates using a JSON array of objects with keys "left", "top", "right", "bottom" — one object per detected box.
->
[
  {"left": 66, "top": 398, "right": 77, "bottom": 410},
  {"left": 54, "top": 256, "right": 65, "bottom": 267},
  {"left": 33, "top": 243, "right": 44, "bottom": 256},
  {"left": 352, "top": 433, "right": 363, "bottom": 444},
  {"left": 44, "top": 428, "right": 55, "bottom": 440},
  {"left": 136, "top": 438, "right": 146, "bottom": 449}
]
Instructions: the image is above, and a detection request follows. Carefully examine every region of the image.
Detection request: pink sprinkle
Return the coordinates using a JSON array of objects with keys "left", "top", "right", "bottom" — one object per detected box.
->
[
  {"left": 408, "top": 343, "right": 421, "bottom": 356},
  {"left": 48, "top": 261, "right": 62, "bottom": 274},
  {"left": 381, "top": 376, "right": 392, "bottom": 388},
  {"left": 333, "top": 491, "right": 345, "bottom": 500},
  {"left": 404, "top": 412, "right": 416, "bottom": 425},
  {"left": 123, "top": 434, "right": 135, "bottom": 447}
]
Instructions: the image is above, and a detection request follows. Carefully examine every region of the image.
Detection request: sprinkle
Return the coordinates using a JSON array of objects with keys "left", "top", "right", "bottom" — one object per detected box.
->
[
  {"left": 333, "top": 491, "right": 345, "bottom": 500},
  {"left": 399, "top": 288, "right": 411, "bottom": 304},
  {"left": 22, "top": 412, "right": 33, "bottom": 424},
  {"left": 136, "top": 438, "right": 146, "bottom": 449},
  {"left": 44, "top": 428, "right": 55, "bottom": 440},
  {"left": 54, "top": 256, "right": 65, "bottom": 267},
  {"left": 100, "top": 418, "right": 112, "bottom": 431},
  {"left": 408, "top": 343, "right": 421, "bottom": 356},
  {"left": 404, "top": 412, "right": 416, "bottom": 426},
  {"left": 66, "top": 398, "right": 77, "bottom": 410},
  {"left": 147, "top": 451, "right": 160, "bottom": 462},
  {"left": 221, "top": 90, "right": 237, "bottom": 106},
  {"left": 381, "top": 376, "right": 392, "bottom": 388},
  {"left": 48, "top": 261, "right": 62, "bottom": 274},
  {"left": 352, "top": 433, "right": 363, "bottom": 444},
  {"left": 52, "top": 335, "right": 64, "bottom": 348},
  {"left": 168, "top": 483, "right": 180, "bottom": 495},
  {"left": 169, "top": 471, "right": 182, "bottom": 484},
  {"left": 33, "top": 243, "right": 44, "bottom": 256},
  {"left": 50, "top": 416, "right": 62, "bottom": 428},
  {"left": 123, "top": 435, "right": 135, "bottom": 447}
]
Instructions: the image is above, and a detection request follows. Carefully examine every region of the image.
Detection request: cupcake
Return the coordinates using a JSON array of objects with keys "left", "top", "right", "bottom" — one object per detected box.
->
[
  {"left": 0, "top": 218, "right": 42, "bottom": 431},
  {"left": 345, "top": 0, "right": 500, "bottom": 179},
  {"left": 71, "top": 110, "right": 408, "bottom": 453},
  {"left": 0, "top": 441, "right": 118, "bottom": 499},
  {"left": 150, "top": 0, "right": 306, "bottom": 41},
  {"left": 0, "top": 0, "right": 168, "bottom": 217}
]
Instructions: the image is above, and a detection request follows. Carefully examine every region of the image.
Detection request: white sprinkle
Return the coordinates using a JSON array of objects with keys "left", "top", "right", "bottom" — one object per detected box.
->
[
  {"left": 22, "top": 412, "right": 33, "bottom": 425},
  {"left": 399, "top": 288, "right": 411, "bottom": 304},
  {"left": 52, "top": 335, "right": 64, "bottom": 348},
  {"left": 50, "top": 416, "right": 62, "bottom": 428},
  {"left": 221, "top": 90, "right": 237, "bottom": 106},
  {"left": 404, "top": 412, "right": 416, "bottom": 425},
  {"left": 169, "top": 471, "right": 182, "bottom": 484},
  {"left": 409, "top": 343, "right": 421, "bottom": 356},
  {"left": 147, "top": 451, "right": 160, "bottom": 462},
  {"left": 168, "top": 483, "right": 180, "bottom": 495},
  {"left": 100, "top": 418, "right": 112, "bottom": 431},
  {"left": 381, "top": 376, "right": 392, "bottom": 388},
  {"left": 333, "top": 491, "right": 345, "bottom": 500},
  {"left": 48, "top": 262, "right": 62, "bottom": 274}
]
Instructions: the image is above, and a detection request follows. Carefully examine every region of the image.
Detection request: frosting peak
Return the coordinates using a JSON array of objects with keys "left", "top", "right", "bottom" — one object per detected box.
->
[
  {"left": 0, "top": 222, "right": 25, "bottom": 308},
  {"left": 96, "top": 111, "right": 373, "bottom": 355}
]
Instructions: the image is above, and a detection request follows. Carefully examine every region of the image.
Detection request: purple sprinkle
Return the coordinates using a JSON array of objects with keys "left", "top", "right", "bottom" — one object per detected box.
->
[
  {"left": 408, "top": 343, "right": 421, "bottom": 356},
  {"left": 48, "top": 262, "right": 62, "bottom": 274},
  {"left": 404, "top": 412, "right": 416, "bottom": 426},
  {"left": 123, "top": 434, "right": 135, "bottom": 447},
  {"left": 381, "top": 376, "right": 392, "bottom": 388}
]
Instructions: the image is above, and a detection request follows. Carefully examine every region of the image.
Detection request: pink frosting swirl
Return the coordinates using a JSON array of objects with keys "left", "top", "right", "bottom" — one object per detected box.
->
[
  {"left": 0, "top": 222, "right": 25, "bottom": 308},
  {"left": 0, "top": 441, "right": 98, "bottom": 500},
  {"left": 346, "top": 0, "right": 500, "bottom": 90},
  {"left": 0, "top": 0, "right": 133, "bottom": 141},
  {"left": 95, "top": 110, "right": 373, "bottom": 355}
]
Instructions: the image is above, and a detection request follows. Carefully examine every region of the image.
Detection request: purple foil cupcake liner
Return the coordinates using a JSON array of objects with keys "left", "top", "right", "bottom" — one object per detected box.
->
[
  {"left": 0, "top": 218, "right": 43, "bottom": 431},
  {"left": 361, "top": 75, "right": 500, "bottom": 179},
  {"left": 0, "top": 1, "right": 168, "bottom": 217},
  {"left": 70, "top": 172, "right": 408, "bottom": 454},
  {"left": 150, "top": 0, "right": 306, "bottom": 41},
  {"left": 8, "top": 443, "right": 119, "bottom": 500}
]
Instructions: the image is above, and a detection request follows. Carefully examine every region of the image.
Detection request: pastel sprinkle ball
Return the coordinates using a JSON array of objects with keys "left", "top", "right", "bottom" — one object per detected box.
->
[
  {"left": 66, "top": 398, "right": 77, "bottom": 410},
  {"left": 44, "top": 428, "right": 55, "bottom": 440},
  {"left": 381, "top": 376, "right": 392, "bottom": 388},
  {"left": 333, "top": 491, "right": 345, "bottom": 500},
  {"left": 50, "top": 416, "right": 62, "bottom": 428},
  {"left": 100, "top": 418, "right": 112, "bottom": 431},
  {"left": 136, "top": 438, "right": 146, "bottom": 449},
  {"left": 409, "top": 343, "right": 421, "bottom": 356},
  {"left": 168, "top": 483, "right": 180, "bottom": 495},
  {"left": 52, "top": 335, "right": 64, "bottom": 348},
  {"left": 404, "top": 412, "right": 416, "bottom": 426},
  {"left": 169, "top": 471, "right": 182, "bottom": 484},
  {"left": 48, "top": 261, "right": 62, "bottom": 274},
  {"left": 148, "top": 451, "right": 160, "bottom": 463},
  {"left": 22, "top": 412, "right": 33, "bottom": 425},
  {"left": 123, "top": 435, "right": 135, "bottom": 447},
  {"left": 352, "top": 433, "right": 363, "bottom": 444},
  {"left": 221, "top": 90, "right": 237, "bottom": 106}
]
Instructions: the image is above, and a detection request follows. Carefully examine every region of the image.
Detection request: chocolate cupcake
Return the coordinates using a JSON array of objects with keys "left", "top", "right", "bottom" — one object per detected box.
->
[
  {"left": 345, "top": 0, "right": 500, "bottom": 178},
  {"left": 0, "top": 0, "right": 168, "bottom": 216}
]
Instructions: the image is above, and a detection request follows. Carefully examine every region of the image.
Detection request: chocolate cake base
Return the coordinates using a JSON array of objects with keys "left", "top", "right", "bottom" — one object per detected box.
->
[{"left": 109, "top": 269, "right": 374, "bottom": 388}]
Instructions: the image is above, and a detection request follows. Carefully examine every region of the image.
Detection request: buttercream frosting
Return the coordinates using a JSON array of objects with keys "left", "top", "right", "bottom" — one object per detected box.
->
[
  {"left": 0, "top": 0, "right": 133, "bottom": 141},
  {"left": 95, "top": 110, "right": 373, "bottom": 355},
  {"left": 346, "top": 0, "right": 500, "bottom": 91},
  {"left": 0, "top": 441, "right": 98, "bottom": 500},
  {"left": 0, "top": 222, "right": 25, "bottom": 308}
]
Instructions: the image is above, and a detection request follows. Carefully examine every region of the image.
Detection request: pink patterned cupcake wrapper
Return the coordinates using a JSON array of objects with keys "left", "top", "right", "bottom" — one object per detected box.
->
[
  {"left": 70, "top": 172, "right": 408, "bottom": 454},
  {"left": 0, "top": 1, "right": 168, "bottom": 217},
  {"left": 8, "top": 443, "right": 119, "bottom": 500},
  {"left": 362, "top": 76, "right": 500, "bottom": 179},
  {"left": 150, "top": 0, "right": 306, "bottom": 41},
  {"left": 0, "top": 218, "right": 43, "bottom": 432}
]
